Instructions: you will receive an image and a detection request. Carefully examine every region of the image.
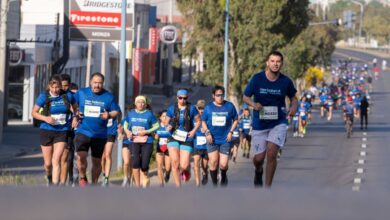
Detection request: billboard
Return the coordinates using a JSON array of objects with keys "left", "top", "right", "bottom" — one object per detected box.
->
[{"left": 69, "top": 0, "right": 134, "bottom": 41}]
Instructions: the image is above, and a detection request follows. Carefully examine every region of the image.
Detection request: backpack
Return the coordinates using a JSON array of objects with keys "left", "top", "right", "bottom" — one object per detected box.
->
[
  {"left": 172, "top": 103, "right": 193, "bottom": 132},
  {"left": 39, "top": 90, "right": 71, "bottom": 124}
]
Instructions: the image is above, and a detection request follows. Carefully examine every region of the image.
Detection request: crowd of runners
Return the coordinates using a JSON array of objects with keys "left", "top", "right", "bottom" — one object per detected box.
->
[{"left": 32, "top": 51, "right": 382, "bottom": 188}]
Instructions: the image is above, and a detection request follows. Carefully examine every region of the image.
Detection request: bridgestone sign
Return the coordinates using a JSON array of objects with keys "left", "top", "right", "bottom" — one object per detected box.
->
[{"left": 70, "top": 0, "right": 134, "bottom": 41}]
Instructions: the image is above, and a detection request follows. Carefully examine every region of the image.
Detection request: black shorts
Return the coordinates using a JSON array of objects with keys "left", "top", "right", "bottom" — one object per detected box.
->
[
  {"left": 123, "top": 143, "right": 131, "bottom": 151},
  {"left": 107, "top": 135, "right": 117, "bottom": 143},
  {"left": 193, "top": 148, "right": 208, "bottom": 160},
  {"left": 230, "top": 138, "right": 240, "bottom": 146},
  {"left": 40, "top": 129, "right": 68, "bottom": 146},
  {"left": 74, "top": 133, "right": 107, "bottom": 158},
  {"left": 241, "top": 133, "right": 252, "bottom": 141},
  {"left": 156, "top": 146, "right": 169, "bottom": 156},
  {"left": 65, "top": 131, "right": 75, "bottom": 150}
]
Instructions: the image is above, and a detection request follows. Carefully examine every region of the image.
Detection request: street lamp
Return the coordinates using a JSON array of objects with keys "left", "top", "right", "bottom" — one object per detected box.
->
[{"left": 350, "top": 0, "right": 364, "bottom": 46}]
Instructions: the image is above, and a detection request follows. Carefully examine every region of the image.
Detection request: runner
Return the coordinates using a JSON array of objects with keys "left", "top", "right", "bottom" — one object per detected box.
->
[
  {"left": 101, "top": 102, "right": 122, "bottom": 187},
  {"left": 360, "top": 95, "right": 369, "bottom": 130},
  {"left": 165, "top": 89, "right": 201, "bottom": 187},
  {"left": 31, "top": 75, "right": 76, "bottom": 186},
  {"left": 193, "top": 100, "right": 209, "bottom": 187},
  {"left": 298, "top": 101, "right": 308, "bottom": 138},
  {"left": 243, "top": 51, "right": 298, "bottom": 188},
  {"left": 343, "top": 96, "right": 355, "bottom": 138},
  {"left": 72, "top": 72, "right": 120, "bottom": 186},
  {"left": 155, "top": 110, "right": 172, "bottom": 187},
  {"left": 124, "top": 95, "right": 159, "bottom": 188},
  {"left": 68, "top": 83, "right": 79, "bottom": 186},
  {"left": 202, "top": 85, "right": 238, "bottom": 186},
  {"left": 239, "top": 107, "right": 252, "bottom": 158},
  {"left": 230, "top": 121, "right": 241, "bottom": 163}
]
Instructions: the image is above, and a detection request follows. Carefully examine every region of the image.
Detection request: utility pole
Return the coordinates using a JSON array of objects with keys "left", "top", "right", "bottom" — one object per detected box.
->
[
  {"left": 0, "top": 0, "right": 8, "bottom": 144},
  {"left": 167, "top": 0, "right": 173, "bottom": 92},
  {"left": 351, "top": 0, "right": 364, "bottom": 46},
  {"left": 223, "top": 0, "right": 230, "bottom": 99}
]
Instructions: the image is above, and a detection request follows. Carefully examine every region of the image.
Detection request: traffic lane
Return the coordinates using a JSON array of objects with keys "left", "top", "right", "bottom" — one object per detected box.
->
[
  {"left": 0, "top": 187, "right": 388, "bottom": 220},
  {"left": 335, "top": 48, "right": 385, "bottom": 64}
]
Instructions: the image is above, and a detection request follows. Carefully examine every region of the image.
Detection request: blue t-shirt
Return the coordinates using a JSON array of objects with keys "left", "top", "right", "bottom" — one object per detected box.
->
[
  {"left": 344, "top": 103, "right": 354, "bottom": 115},
  {"left": 35, "top": 91, "right": 75, "bottom": 132},
  {"left": 202, "top": 101, "right": 238, "bottom": 145},
  {"left": 156, "top": 124, "right": 172, "bottom": 149},
  {"left": 74, "top": 87, "right": 117, "bottom": 138},
  {"left": 194, "top": 119, "right": 207, "bottom": 150},
  {"left": 107, "top": 101, "right": 121, "bottom": 136},
  {"left": 239, "top": 115, "right": 252, "bottom": 134},
  {"left": 125, "top": 109, "right": 158, "bottom": 144},
  {"left": 244, "top": 71, "right": 297, "bottom": 130}
]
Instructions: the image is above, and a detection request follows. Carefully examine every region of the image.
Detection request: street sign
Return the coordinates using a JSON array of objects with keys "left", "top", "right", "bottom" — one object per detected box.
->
[
  {"left": 160, "top": 25, "right": 177, "bottom": 44},
  {"left": 69, "top": 0, "right": 134, "bottom": 41},
  {"left": 70, "top": 27, "right": 133, "bottom": 41},
  {"left": 9, "top": 45, "right": 24, "bottom": 66}
]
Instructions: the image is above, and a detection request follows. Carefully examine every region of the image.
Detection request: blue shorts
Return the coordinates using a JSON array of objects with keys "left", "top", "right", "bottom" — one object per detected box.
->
[
  {"left": 207, "top": 142, "right": 231, "bottom": 155},
  {"left": 167, "top": 139, "right": 193, "bottom": 153}
]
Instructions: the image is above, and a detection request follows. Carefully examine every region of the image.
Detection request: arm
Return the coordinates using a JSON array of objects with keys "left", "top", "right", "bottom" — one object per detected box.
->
[
  {"left": 227, "top": 119, "right": 239, "bottom": 142},
  {"left": 288, "top": 96, "right": 298, "bottom": 117},
  {"left": 123, "top": 121, "right": 132, "bottom": 140},
  {"left": 188, "top": 114, "right": 201, "bottom": 138},
  {"left": 31, "top": 105, "right": 55, "bottom": 125},
  {"left": 243, "top": 95, "right": 262, "bottom": 111},
  {"left": 202, "top": 120, "right": 213, "bottom": 144}
]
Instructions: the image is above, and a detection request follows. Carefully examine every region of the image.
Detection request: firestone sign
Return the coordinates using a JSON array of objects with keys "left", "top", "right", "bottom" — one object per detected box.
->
[{"left": 69, "top": 0, "right": 134, "bottom": 41}]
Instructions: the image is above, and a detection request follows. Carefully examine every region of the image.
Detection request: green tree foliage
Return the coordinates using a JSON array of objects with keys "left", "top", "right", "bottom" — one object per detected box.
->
[{"left": 177, "top": 0, "right": 310, "bottom": 105}]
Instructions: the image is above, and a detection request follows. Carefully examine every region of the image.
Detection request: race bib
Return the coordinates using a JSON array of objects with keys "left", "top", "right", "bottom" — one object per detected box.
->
[
  {"left": 243, "top": 123, "right": 250, "bottom": 129},
  {"left": 232, "top": 131, "right": 239, "bottom": 138},
  {"left": 107, "top": 119, "right": 113, "bottom": 127},
  {"left": 259, "top": 106, "right": 278, "bottom": 120},
  {"left": 51, "top": 114, "right": 67, "bottom": 125},
  {"left": 159, "top": 138, "right": 168, "bottom": 146},
  {"left": 300, "top": 111, "right": 306, "bottom": 117},
  {"left": 196, "top": 136, "right": 207, "bottom": 145},
  {"left": 212, "top": 116, "right": 226, "bottom": 126},
  {"left": 293, "top": 116, "right": 299, "bottom": 121},
  {"left": 172, "top": 129, "right": 188, "bottom": 142},
  {"left": 84, "top": 105, "right": 101, "bottom": 117},
  {"left": 132, "top": 126, "right": 145, "bottom": 135}
]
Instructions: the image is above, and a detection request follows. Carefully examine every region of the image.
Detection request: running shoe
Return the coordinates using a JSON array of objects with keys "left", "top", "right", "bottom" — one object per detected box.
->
[
  {"left": 121, "top": 178, "right": 130, "bottom": 188},
  {"left": 45, "top": 175, "right": 52, "bottom": 187},
  {"left": 254, "top": 170, "right": 263, "bottom": 187},
  {"left": 102, "top": 177, "right": 109, "bottom": 187},
  {"left": 79, "top": 177, "right": 88, "bottom": 187}
]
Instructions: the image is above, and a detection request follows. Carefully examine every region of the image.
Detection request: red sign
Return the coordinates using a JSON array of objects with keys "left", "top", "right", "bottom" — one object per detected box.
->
[
  {"left": 133, "top": 48, "right": 141, "bottom": 97},
  {"left": 149, "top": 28, "right": 159, "bottom": 53},
  {"left": 70, "top": 10, "right": 121, "bottom": 27}
]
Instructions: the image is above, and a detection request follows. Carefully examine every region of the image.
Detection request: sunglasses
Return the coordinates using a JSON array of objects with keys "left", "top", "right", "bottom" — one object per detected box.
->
[
  {"left": 214, "top": 94, "right": 224, "bottom": 97},
  {"left": 178, "top": 96, "right": 188, "bottom": 100}
]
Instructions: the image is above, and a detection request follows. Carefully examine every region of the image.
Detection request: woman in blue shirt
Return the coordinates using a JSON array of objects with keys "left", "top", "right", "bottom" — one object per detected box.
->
[
  {"left": 154, "top": 110, "right": 172, "bottom": 187},
  {"left": 31, "top": 75, "right": 76, "bottom": 186},
  {"left": 124, "top": 96, "right": 159, "bottom": 188}
]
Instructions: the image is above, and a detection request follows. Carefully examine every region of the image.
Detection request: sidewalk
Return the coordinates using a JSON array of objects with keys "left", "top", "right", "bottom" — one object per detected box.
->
[{"left": 0, "top": 121, "right": 41, "bottom": 164}]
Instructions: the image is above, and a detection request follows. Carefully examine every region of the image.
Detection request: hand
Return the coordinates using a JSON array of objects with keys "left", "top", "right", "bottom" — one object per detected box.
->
[
  {"left": 206, "top": 134, "right": 213, "bottom": 144},
  {"left": 188, "top": 130, "right": 196, "bottom": 139},
  {"left": 226, "top": 132, "right": 232, "bottom": 142},
  {"left": 287, "top": 108, "right": 296, "bottom": 118},
  {"left": 166, "top": 125, "right": 173, "bottom": 131},
  {"left": 100, "top": 110, "right": 110, "bottom": 120},
  {"left": 72, "top": 117, "right": 79, "bottom": 129},
  {"left": 125, "top": 130, "right": 133, "bottom": 140},
  {"left": 45, "top": 116, "right": 56, "bottom": 125},
  {"left": 138, "top": 130, "right": 147, "bottom": 136},
  {"left": 253, "top": 102, "right": 263, "bottom": 111},
  {"left": 117, "top": 133, "right": 124, "bottom": 141}
]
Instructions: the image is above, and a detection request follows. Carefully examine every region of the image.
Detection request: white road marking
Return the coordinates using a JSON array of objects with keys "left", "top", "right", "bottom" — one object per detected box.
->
[
  {"left": 354, "top": 178, "right": 362, "bottom": 184},
  {"left": 360, "top": 151, "right": 367, "bottom": 156},
  {"left": 362, "top": 144, "right": 367, "bottom": 149},
  {"left": 362, "top": 138, "right": 367, "bottom": 142},
  {"left": 357, "top": 168, "right": 364, "bottom": 174},
  {"left": 352, "top": 185, "right": 360, "bottom": 191},
  {"left": 358, "top": 159, "right": 365, "bottom": 164}
]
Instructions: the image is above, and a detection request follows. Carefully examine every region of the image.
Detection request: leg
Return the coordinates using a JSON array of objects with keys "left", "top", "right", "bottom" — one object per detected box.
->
[
  {"left": 67, "top": 146, "right": 75, "bottom": 184},
  {"left": 179, "top": 149, "right": 191, "bottom": 172},
  {"left": 102, "top": 141, "right": 114, "bottom": 178},
  {"left": 122, "top": 146, "right": 131, "bottom": 184},
  {"left": 140, "top": 143, "right": 153, "bottom": 188},
  {"left": 219, "top": 151, "right": 230, "bottom": 186},
  {"left": 168, "top": 144, "right": 180, "bottom": 187},
  {"left": 265, "top": 142, "right": 279, "bottom": 187},
  {"left": 208, "top": 149, "right": 219, "bottom": 186},
  {"left": 131, "top": 143, "right": 142, "bottom": 188},
  {"left": 193, "top": 154, "right": 201, "bottom": 186},
  {"left": 60, "top": 148, "right": 69, "bottom": 184},
  {"left": 251, "top": 130, "right": 268, "bottom": 187},
  {"left": 77, "top": 151, "right": 88, "bottom": 180},
  {"left": 41, "top": 145, "right": 53, "bottom": 184},
  {"left": 51, "top": 142, "right": 66, "bottom": 184},
  {"left": 156, "top": 153, "right": 165, "bottom": 186}
]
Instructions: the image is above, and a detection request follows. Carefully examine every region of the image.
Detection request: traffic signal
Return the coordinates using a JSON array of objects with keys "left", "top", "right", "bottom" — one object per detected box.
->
[{"left": 343, "top": 10, "right": 357, "bottom": 30}]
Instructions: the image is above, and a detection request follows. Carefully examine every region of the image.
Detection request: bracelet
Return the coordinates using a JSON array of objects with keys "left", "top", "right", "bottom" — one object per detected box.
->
[{"left": 205, "top": 130, "right": 211, "bottom": 136}]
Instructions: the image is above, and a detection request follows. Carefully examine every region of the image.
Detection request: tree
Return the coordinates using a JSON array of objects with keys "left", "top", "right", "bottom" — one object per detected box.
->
[{"left": 177, "top": 0, "right": 310, "bottom": 106}]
